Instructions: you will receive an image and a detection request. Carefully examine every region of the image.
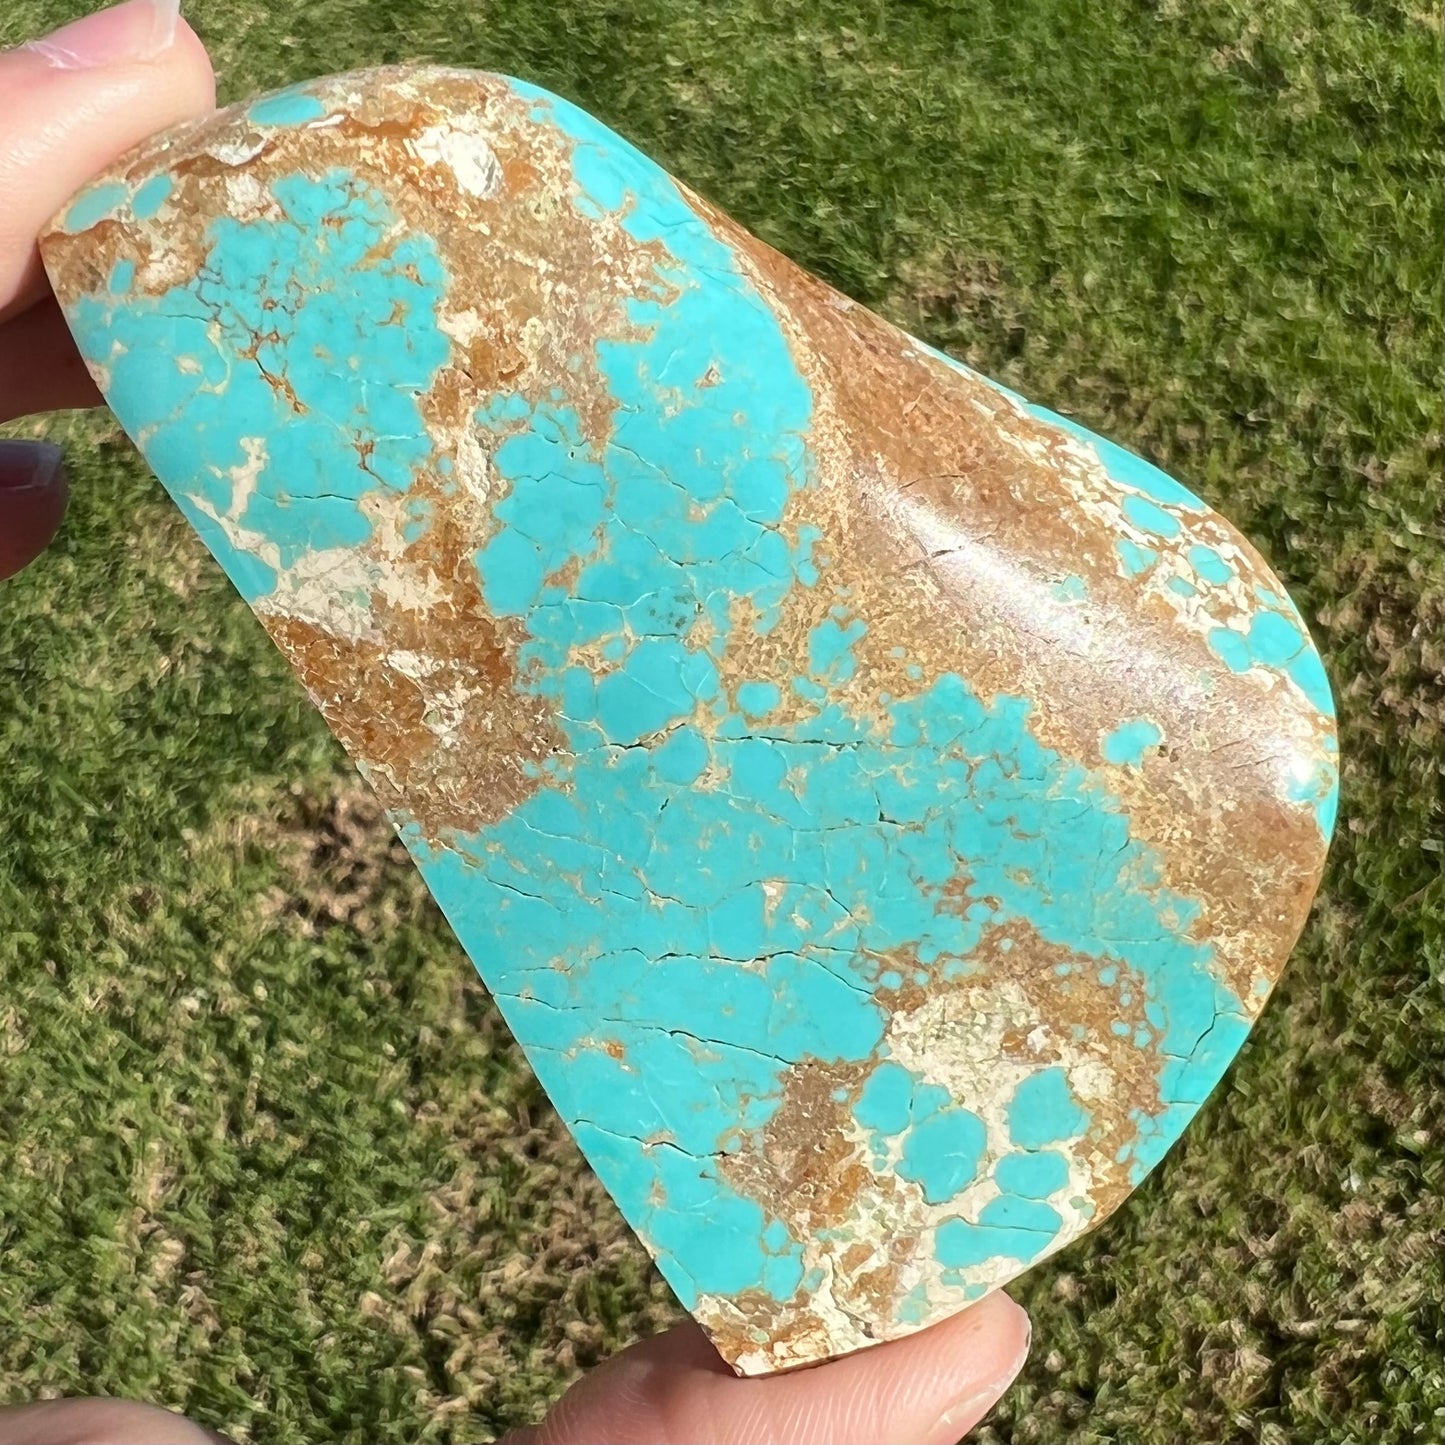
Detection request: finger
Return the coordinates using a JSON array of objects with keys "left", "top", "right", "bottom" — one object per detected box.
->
[
  {"left": 0, "top": 1397, "right": 231, "bottom": 1445},
  {"left": 0, "top": 0, "right": 216, "bottom": 325},
  {"left": 504, "top": 1290, "right": 1031, "bottom": 1445},
  {"left": 0, "top": 294, "right": 104, "bottom": 423},
  {"left": 0, "top": 440, "right": 68, "bottom": 580}
]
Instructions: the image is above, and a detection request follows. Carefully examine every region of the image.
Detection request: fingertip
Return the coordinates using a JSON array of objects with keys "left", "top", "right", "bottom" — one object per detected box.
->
[
  {"left": 928, "top": 1283, "right": 1032, "bottom": 1356},
  {"left": 788, "top": 1290, "right": 1031, "bottom": 1445},
  {"left": 163, "top": 14, "right": 218, "bottom": 109},
  {"left": 0, "top": 440, "right": 69, "bottom": 580},
  {"left": 908, "top": 1291, "right": 1032, "bottom": 1444}
]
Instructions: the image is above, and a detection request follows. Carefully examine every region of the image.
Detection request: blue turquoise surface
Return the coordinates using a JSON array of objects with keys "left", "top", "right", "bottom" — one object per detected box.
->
[{"left": 54, "top": 71, "right": 1336, "bottom": 1337}]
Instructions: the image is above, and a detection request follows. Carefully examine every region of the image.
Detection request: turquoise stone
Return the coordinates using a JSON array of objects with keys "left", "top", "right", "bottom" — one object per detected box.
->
[{"left": 42, "top": 66, "right": 1336, "bottom": 1373}]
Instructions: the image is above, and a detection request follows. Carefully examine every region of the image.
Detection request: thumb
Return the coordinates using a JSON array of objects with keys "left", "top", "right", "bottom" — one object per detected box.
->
[
  {"left": 0, "top": 0, "right": 215, "bottom": 324},
  {"left": 503, "top": 1290, "right": 1031, "bottom": 1445},
  {"left": 0, "top": 0, "right": 215, "bottom": 575},
  {"left": 0, "top": 0, "right": 215, "bottom": 423}
]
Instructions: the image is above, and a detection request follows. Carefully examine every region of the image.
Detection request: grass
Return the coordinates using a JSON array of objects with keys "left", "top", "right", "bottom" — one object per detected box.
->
[{"left": 1, "top": 1, "right": 1441, "bottom": 1440}]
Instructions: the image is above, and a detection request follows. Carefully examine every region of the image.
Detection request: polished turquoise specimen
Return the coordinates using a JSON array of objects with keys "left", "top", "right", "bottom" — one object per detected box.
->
[{"left": 44, "top": 66, "right": 1336, "bottom": 1372}]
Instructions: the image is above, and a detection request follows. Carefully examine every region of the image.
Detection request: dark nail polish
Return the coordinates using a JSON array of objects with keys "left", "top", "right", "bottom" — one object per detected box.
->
[{"left": 0, "top": 440, "right": 65, "bottom": 493}]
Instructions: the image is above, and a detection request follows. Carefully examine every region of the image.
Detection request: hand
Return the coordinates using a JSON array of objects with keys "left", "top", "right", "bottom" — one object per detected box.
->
[{"left": 0, "top": 5, "right": 1033, "bottom": 1442}]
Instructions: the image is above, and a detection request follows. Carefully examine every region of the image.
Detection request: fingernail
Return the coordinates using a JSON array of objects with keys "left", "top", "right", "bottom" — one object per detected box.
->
[
  {"left": 0, "top": 440, "right": 65, "bottom": 494},
  {"left": 925, "top": 1305, "right": 1031, "bottom": 1443},
  {"left": 21, "top": 0, "right": 181, "bottom": 71}
]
